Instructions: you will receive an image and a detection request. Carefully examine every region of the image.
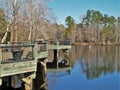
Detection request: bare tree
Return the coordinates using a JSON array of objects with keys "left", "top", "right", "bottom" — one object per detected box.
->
[
  {"left": 1, "top": 0, "right": 55, "bottom": 42},
  {"left": 0, "top": 0, "right": 27, "bottom": 42},
  {"left": 20, "top": 0, "right": 55, "bottom": 41},
  {"left": 1, "top": 25, "right": 9, "bottom": 43}
]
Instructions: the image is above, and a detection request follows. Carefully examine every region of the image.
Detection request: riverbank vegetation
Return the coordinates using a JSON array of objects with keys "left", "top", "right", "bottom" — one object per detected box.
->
[
  {"left": 0, "top": 0, "right": 120, "bottom": 45},
  {"left": 74, "top": 10, "right": 120, "bottom": 45}
]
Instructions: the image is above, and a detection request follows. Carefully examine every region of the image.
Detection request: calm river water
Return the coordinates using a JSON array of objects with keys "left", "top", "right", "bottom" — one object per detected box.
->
[
  {"left": 47, "top": 46, "right": 120, "bottom": 90},
  {"left": 1, "top": 46, "right": 120, "bottom": 90}
]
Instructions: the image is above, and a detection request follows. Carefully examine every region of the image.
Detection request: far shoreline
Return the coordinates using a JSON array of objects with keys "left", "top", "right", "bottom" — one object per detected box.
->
[{"left": 71, "top": 42, "right": 120, "bottom": 46}]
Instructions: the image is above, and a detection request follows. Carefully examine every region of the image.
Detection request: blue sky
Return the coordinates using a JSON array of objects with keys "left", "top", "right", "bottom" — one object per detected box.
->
[{"left": 48, "top": 0, "right": 120, "bottom": 24}]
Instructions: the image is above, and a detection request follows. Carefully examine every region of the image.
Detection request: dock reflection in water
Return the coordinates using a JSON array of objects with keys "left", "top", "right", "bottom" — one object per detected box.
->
[
  {"left": 47, "top": 46, "right": 120, "bottom": 90},
  {"left": 1, "top": 46, "right": 120, "bottom": 90}
]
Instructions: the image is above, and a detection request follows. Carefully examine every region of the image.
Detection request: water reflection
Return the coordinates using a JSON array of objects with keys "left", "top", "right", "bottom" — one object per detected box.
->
[
  {"left": 47, "top": 68, "right": 72, "bottom": 90},
  {"left": 47, "top": 46, "right": 120, "bottom": 90},
  {"left": 75, "top": 46, "right": 120, "bottom": 79},
  {"left": 1, "top": 46, "right": 120, "bottom": 90}
]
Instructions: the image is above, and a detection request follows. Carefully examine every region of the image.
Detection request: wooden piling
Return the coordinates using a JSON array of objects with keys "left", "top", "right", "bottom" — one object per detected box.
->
[
  {"left": 0, "top": 78, "right": 2, "bottom": 86},
  {"left": 23, "top": 78, "right": 33, "bottom": 90},
  {"left": 21, "top": 73, "right": 36, "bottom": 90},
  {"left": 34, "top": 60, "right": 47, "bottom": 90},
  {"left": 53, "top": 49, "right": 59, "bottom": 68},
  {"left": 63, "top": 49, "right": 71, "bottom": 66},
  {"left": 11, "top": 75, "right": 19, "bottom": 88}
]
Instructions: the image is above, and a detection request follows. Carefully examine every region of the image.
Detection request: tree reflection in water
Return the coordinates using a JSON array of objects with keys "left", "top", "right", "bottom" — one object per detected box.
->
[{"left": 75, "top": 46, "right": 120, "bottom": 79}]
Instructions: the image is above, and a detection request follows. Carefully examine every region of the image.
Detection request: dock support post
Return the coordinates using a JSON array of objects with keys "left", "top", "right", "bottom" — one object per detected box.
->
[
  {"left": 21, "top": 73, "right": 36, "bottom": 90},
  {"left": 24, "top": 78, "right": 33, "bottom": 90},
  {"left": 0, "top": 78, "right": 2, "bottom": 86},
  {"left": 11, "top": 75, "right": 19, "bottom": 88},
  {"left": 40, "top": 60, "right": 47, "bottom": 82},
  {"left": 34, "top": 59, "right": 47, "bottom": 90},
  {"left": 63, "top": 49, "right": 71, "bottom": 66},
  {"left": 54, "top": 49, "right": 59, "bottom": 68},
  {"left": 22, "top": 76, "right": 34, "bottom": 90}
]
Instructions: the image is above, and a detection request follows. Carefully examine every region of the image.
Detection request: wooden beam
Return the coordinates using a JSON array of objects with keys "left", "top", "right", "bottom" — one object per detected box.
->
[
  {"left": 47, "top": 45, "right": 71, "bottom": 50},
  {"left": 1, "top": 61, "right": 37, "bottom": 77},
  {"left": 0, "top": 78, "right": 2, "bottom": 85},
  {"left": 53, "top": 49, "right": 59, "bottom": 68}
]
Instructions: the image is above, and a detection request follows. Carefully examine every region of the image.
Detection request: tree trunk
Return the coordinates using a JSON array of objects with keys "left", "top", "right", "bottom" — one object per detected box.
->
[
  {"left": 1, "top": 25, "right": 9, "bottom": 43},
  {"left": 10, "top": 29, "right": 14, "bottom": 42},
  {"left": 96, "top": 23, "right": 99, "bottom": 43},
  {"left": 28, "top": 26, "right": 32, "bottom": 41},
  {"left": 12, "top": 0, "right": 18, "bottom": 42},
  {"left": 118, "top": 26, "right": 120, "bottom": 43},
  {"left": 71, "top": 29, "right": 75, "bottom": 44},
  {"left": 15, "top": 25, "right": 18, "bottom": 42}
]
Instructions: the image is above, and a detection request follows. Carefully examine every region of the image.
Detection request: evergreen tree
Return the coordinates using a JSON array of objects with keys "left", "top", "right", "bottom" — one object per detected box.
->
[{"left": 63, "top": 16, "right": 75, "bottom": 40}]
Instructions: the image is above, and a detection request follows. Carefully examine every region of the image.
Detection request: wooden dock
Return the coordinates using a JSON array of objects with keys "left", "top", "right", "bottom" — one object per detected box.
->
[{"left": 0, "top": 41, "right": 71, "bottom": 90}]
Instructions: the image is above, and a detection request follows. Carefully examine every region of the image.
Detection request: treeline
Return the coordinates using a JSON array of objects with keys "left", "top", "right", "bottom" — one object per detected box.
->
[
  {"left": 79, "top": 9, "right": 120, "bottom": 44},
  {"left": 64, "top": 10, "right": 120, "bottom": 44}
]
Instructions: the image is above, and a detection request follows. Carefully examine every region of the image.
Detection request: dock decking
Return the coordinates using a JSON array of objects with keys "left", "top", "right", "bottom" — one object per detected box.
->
[{"left": 0, "top": 41, "right": 71, "bottom": 89}]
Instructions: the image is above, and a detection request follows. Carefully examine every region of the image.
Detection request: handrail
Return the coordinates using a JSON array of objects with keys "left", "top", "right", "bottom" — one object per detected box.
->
[
  {"left": 0, "top": 44, "right": 36, "bottom": 63},
  {"left": 0, "top": 44, "right": 35, "bottom": 48}
]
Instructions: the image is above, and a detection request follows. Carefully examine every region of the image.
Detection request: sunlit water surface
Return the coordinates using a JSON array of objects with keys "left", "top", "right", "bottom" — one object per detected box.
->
[
  {"left": 1, "top": 46, "right": 120, "bottom": 90},
  {"left": 47, "top": 46, "right": 120, "bottom": 90}
]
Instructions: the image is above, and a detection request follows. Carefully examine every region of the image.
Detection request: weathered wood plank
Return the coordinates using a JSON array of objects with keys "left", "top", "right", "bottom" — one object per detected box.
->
[
  {"left": 1, "top": 60, "right": 37, "bottom": 77},
  {"left": 37, "top": 51, "right": 48, "bottom": 59},
  {"left": 0, "top": 44, "right": 35, "bottom": 48},
  {"left": 47, "top": 45, "right": 71, "bottom": 50}
]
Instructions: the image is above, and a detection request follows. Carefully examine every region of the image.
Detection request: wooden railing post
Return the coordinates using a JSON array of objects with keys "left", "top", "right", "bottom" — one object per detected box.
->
[{"left": 33, "top": 43, "right": 38, "bottom": 61}]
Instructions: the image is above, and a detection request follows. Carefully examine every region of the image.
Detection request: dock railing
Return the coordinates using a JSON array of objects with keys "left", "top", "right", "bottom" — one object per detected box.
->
[
  {"left": 0, "top": 43, "right": 38, "bottom": 78},
  {"left": 37, "top": 44, "right": 47, "bottom": 52},
  {"left": 0, "top": 44, "right": 35, "bottom": 63},
  {"left": 48, "top": 40, "right": 71, "bottom": 45}
]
